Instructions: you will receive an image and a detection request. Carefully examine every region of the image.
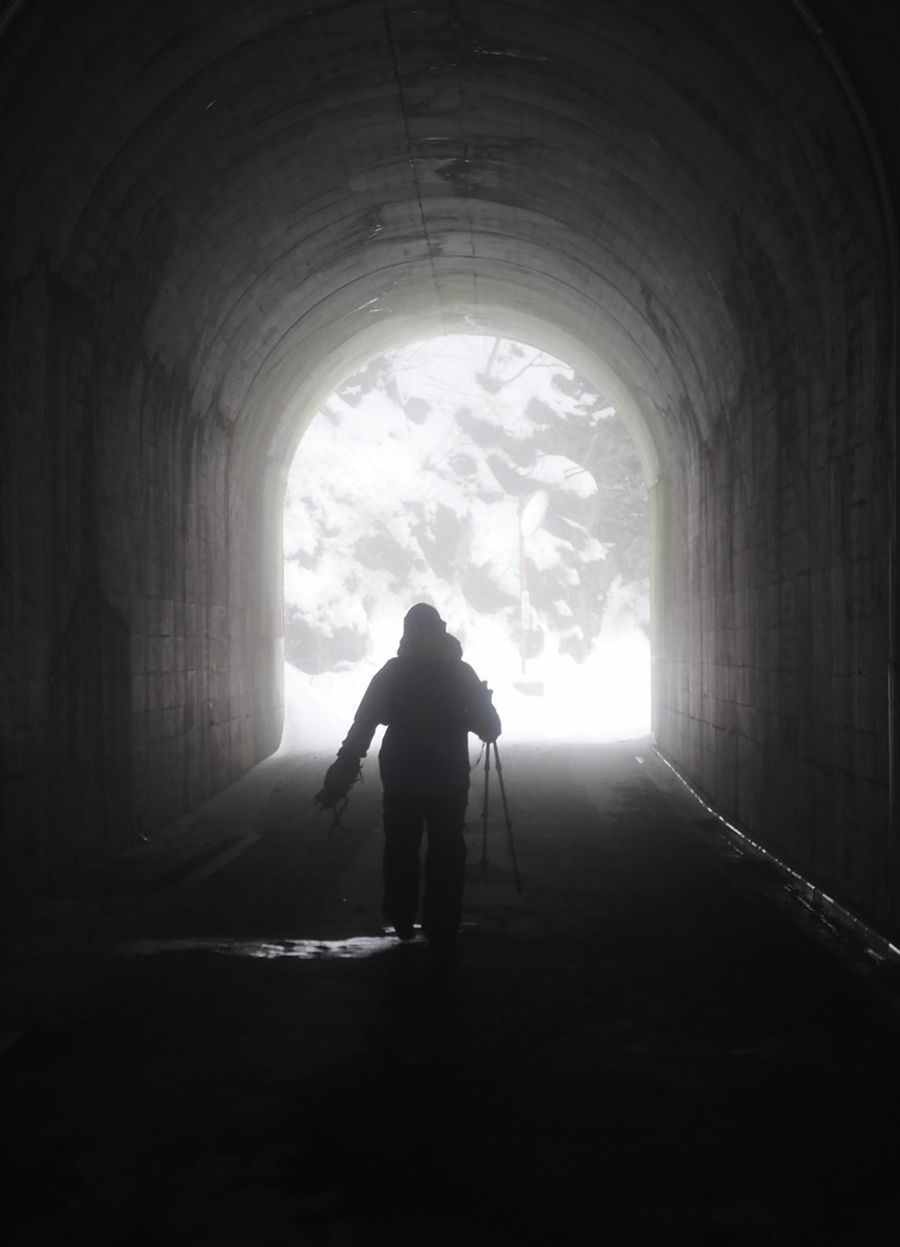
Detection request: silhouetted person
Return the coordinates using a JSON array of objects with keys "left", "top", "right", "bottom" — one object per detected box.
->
[{"left": 315, "top": 603, "right": 501, "bottom": 967}]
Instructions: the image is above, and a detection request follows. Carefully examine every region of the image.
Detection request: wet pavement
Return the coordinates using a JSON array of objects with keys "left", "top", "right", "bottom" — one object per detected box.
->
[{"left": 2, "top": 739, "right": 899, "bottom": 1245}]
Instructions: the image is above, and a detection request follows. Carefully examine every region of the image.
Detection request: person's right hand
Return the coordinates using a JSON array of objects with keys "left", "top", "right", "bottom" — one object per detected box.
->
[
  {"left": 313, "top": 756, "right": 359, "bottom": 810},
  {"left": 313, "top": 784, "right": 343, "bottom": 810}
]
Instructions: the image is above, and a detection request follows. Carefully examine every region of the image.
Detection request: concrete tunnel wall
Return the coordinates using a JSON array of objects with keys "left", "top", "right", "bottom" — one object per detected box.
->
[{"left": 1, "top": 1, "right": 898, "bottom": 936}]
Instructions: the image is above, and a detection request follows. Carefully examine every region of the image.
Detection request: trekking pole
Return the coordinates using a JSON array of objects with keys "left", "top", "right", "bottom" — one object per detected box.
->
[
  {"left": 480, "top": 738, "right": 491, "bottom": 874},
  {"left": 491, "top": 740, "right": 522, "bottom": 893}
]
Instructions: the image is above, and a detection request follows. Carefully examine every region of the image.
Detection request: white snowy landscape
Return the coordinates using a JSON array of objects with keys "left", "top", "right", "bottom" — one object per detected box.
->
[{"left": 279, "top": 336, "right": 651, "bottom": 751}]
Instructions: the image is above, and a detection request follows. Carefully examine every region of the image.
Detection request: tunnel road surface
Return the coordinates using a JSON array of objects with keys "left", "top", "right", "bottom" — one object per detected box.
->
[{"left": 2, "top": 740, "right": 899, "bottom": 1245}]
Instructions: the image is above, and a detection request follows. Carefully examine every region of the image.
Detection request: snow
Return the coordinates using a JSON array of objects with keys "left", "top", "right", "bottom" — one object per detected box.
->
[
  {"left": 526, "top": 454, "right": 597, "bottom": 498},
  {"left": 280, "top": 334, "right": 651, "bottom": 749},
  {"left": 278, "top": 626, "right": 650, "bottom": 752},
  {"left": 278, "top": 662, "right": 355, "bottom": 753}
]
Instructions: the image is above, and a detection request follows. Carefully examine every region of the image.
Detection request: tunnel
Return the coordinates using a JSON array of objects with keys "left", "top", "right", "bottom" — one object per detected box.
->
[
  {"left": 5, "top": 3, "right": 900, "bottom": 1240},
  {"left": 1, "top": 0, "right": 898, "bottom": 946}
]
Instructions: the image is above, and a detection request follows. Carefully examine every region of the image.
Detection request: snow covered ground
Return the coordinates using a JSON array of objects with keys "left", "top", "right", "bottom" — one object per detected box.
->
[
  {"left": 279, "top": 635, "right": 650, "bottom": 755},
  {"left": 279, "top": 605, "right": 650, "bottom": 754}
]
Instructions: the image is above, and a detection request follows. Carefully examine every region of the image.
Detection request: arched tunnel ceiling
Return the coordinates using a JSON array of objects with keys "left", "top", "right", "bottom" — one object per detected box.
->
[
  {"left": 268, "top": 305, "right": 664, "bottom": 488},
  {"left": 0, "top": 0, "right": 886, "bottom": 478}
]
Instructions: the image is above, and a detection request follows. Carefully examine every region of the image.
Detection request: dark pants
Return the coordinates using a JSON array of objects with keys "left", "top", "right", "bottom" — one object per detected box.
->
[{"left": 382, "top": 790, "right": 468, "bottom": 943}]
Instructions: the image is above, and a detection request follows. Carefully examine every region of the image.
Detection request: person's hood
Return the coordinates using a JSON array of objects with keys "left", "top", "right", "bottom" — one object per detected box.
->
[
  {"left": 396, "top": 602, "right": 462, "bottom": 661},
  {"left": 397, "top": 629, "right": 463, "bottom": 662}
]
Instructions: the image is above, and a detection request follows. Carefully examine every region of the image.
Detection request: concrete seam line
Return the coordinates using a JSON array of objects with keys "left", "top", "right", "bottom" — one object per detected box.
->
[
  {"left": 381, "top": 0, "right": 441, "bottom": 305},
  {"left": 652, "top": 747, "right": 900, "bottom": 965}
]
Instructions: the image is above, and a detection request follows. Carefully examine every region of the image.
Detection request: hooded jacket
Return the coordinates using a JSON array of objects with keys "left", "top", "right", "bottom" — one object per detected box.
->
[{"left": 338, "top": 626, "right": 501, "bottom": 796}]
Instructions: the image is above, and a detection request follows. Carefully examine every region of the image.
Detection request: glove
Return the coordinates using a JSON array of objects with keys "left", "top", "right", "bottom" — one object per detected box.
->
[
  {"left": 313, "top": 755, "right": 360, "bottom": 810},
  {"left": 476, "top": 680, "right": 501, "bottom": 744}
]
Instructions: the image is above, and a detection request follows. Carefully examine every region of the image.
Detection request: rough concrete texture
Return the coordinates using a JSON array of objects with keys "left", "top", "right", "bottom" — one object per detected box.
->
[
  {"left": 0, "top": 2, "right": 898, "bottom": 935},
  {"left": 2, "top": 743, "right": 899, "bottom": 1244}
]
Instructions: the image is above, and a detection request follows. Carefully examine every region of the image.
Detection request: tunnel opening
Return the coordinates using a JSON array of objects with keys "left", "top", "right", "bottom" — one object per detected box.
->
[{"left": 279, "top": 334, "right": 651, "bottom": 751}]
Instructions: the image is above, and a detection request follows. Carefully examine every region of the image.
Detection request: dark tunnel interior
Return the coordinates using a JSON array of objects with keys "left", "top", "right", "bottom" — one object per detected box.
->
[
  {"left": 5, "top": 4, "right": 900, "bottom": 1242},
  {"left": 1, "top": 0, "right": 898, "bottom": 946}
]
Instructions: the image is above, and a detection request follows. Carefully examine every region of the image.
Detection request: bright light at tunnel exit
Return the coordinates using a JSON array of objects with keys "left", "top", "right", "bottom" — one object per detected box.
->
[{"left": 279, "top": 335, "right": 651, "bottom": 751}]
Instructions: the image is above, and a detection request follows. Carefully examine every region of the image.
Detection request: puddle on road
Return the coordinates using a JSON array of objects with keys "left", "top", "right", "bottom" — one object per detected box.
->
[{"left": 120, "top": 934, "right": 402, "bottom": 961}]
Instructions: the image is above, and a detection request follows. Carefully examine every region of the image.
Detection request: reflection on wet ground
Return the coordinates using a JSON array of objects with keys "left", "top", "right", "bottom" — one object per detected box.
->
[{"left": 119, "top": 933, "right": 405, "bottom": 960}]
